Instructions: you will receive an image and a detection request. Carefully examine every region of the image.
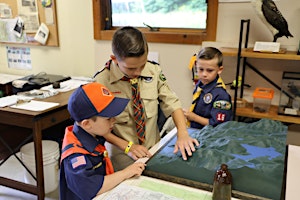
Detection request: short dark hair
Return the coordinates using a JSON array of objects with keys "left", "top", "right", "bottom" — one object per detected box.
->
[
  {"left": 112, "top": 26, "right": 148, "bottom": 60},
  {"left": 197, "top": 47, "right": 223, "bottom": 67}
]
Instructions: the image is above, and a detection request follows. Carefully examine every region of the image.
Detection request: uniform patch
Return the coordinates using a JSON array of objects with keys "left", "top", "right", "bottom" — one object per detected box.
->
[
  {"left": 216, "top": 113, "right": 226, "bottom": 122},
  {"left": 159, "top": 72, "right": 166, "bottom": 81},
  {"left": 71, "top": 155, "right": 86, "bottom": 169},
  {"left": 203, "top": 93, "right": 213, "bottom": 104},
  {"left": 143, "top": 77, "right": 153, "bottom": 83},
  {"left": 213, "top": 100, "right": 232, "bottom": 110}
]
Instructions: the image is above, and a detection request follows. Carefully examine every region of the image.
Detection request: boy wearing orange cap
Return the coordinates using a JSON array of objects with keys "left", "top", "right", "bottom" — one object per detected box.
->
[{"left": 60, "top": 82, "right": 146, "bottom": 200}]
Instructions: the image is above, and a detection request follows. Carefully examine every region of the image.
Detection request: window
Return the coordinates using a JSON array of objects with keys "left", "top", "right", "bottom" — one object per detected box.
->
[{"left": 93, "top": 0, "right": 218, "bottom": 44}]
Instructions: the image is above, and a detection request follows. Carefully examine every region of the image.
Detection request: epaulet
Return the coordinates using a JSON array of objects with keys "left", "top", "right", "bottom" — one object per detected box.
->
[
  {"left": 93, "top": 60, "right": 112, "bottom": 78},
  {"left": 147, "top": 60, "right": 160, "bottom": 65}
]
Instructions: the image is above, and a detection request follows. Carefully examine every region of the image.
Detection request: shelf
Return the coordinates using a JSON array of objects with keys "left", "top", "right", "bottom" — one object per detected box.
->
[
  {"left": 220, "top": 47, "right": 300, "bottom": 60},
  {"left": 236, "top": 103, "right": 300, "bottom": 124}
]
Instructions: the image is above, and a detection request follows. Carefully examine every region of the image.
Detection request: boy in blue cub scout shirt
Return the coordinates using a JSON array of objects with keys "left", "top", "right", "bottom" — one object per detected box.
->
[
  {"left": 60, "top": 82, "right": 146, "bottom": 200},
  {"left": 184, "top": 47, "right": 233, "bottom": 129}
]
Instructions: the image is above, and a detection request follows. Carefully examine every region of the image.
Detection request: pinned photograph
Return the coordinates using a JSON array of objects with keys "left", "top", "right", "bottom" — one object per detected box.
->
[
  {"left": 34, "top": 23, "right": 49, "bottom": 45},
  {"left": 13, "top": 17, "right": 24, "bottom": 38}
]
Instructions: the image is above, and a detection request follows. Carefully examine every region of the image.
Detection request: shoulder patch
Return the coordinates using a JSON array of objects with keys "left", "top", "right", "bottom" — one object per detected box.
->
[
  {"left": 216, "top": 113, "right": 226, "bottom": 122},
  {"left": 203, "top": 93, "right": 213, "bottom": 104},
  {"left": 71, "top": 155, "right": 86, "bottom": 169},
  {"left": 213, "top": 100, "right": 232, "bottom": 110},
  {"left": 159, "top": 72, "right": 166, "bottom": 81}
]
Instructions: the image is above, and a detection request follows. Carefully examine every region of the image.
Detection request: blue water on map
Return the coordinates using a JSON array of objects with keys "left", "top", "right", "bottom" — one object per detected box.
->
[{"left": 232, "top": 144, "right": 282, "bottom": 160}]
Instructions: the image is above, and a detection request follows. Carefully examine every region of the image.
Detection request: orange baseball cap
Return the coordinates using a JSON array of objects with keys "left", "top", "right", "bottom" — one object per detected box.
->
[{"left": 68, "top": 82, "right": 129, "bottom": 122}]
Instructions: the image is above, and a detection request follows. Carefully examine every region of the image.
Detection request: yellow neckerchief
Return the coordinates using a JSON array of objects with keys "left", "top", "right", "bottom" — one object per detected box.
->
[{"left": 187, "top": 76, "right": 226, "bottom": 127}]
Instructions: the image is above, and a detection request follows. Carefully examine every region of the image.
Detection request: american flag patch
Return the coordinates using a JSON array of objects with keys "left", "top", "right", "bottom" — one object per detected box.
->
[{"left": 71, "top": 155, "right": 86, "bottom": 169}]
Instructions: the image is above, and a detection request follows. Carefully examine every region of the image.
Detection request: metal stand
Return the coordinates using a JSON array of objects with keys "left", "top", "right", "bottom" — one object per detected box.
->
[{"left": 233, "top": 19, "right": 287, "bottom": 119}]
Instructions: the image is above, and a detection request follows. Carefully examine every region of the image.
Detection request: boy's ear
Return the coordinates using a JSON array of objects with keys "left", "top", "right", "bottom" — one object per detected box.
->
[
  {"left": 110, "top": 55, "right": 118, "bottom": 64},
  {"left": 218, "top": 66, "right": 224, "bottom": 75},
  {"left": 80, "top": 119, "right": 91, "bottom": 129}
]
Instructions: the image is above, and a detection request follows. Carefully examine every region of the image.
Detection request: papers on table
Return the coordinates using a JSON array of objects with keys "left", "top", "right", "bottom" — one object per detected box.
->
[
  {"left": 17, "top": 89, "right": 59, "bottom": 99},
  {"left": 0, "top": 73, "right": 24, "bottom": 84},
  {"left": 98, "top": 184, "right": 181, "bottom": 200},
  {"left": 0, "top": 95, "right": 33, "bottom": 108},
  {"left": 10, "top": 100, "right": 59, "bottom": 111},
  {"left": 40, "top": 78, "right": 93, "bottom": 92},
  {"left": 0, "top": 76, "right": 93, "bottom": 111},
  {"left": 0, "top": 95, "right": 58, "bottom": 111}
]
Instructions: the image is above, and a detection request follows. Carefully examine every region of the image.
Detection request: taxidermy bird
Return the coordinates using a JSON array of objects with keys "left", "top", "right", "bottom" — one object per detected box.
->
[{"left": 251, "top": 0, "right": 293, "bottom": 42}]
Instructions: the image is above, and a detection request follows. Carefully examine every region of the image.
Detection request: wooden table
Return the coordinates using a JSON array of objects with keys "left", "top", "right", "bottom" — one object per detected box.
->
[{"left": 0, "top": 90, "right": 73, "bottom": 199}]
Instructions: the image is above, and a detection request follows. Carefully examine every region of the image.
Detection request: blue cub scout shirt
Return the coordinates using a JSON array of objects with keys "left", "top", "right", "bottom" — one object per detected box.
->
[{"left": 191, "top": 77, "right": 232, "bottom": 129}]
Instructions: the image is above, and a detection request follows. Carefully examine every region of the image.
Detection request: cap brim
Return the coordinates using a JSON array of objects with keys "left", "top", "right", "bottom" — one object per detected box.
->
[{"left": 98, "top": 97, "right": 129, "bottom": 117}]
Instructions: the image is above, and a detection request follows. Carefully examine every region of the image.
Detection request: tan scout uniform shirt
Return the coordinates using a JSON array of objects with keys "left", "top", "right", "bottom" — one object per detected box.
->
[{"left": 95, "top": 60, "right": 182, "bottom": 149}]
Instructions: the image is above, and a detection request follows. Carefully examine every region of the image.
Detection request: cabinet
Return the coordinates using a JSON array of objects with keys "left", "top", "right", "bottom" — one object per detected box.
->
[{"left": 220, "top": 20, "right": 300, "bottom": 124}]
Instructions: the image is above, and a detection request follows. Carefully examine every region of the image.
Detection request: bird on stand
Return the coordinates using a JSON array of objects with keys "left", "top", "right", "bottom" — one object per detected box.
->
[{"left": 251, "top": 0, "right": 293, "bottom": 42}]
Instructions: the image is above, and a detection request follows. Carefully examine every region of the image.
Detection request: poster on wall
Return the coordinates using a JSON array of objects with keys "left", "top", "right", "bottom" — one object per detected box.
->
[{"left": 6, "top": 46, "right": 32, "bottom": 70}]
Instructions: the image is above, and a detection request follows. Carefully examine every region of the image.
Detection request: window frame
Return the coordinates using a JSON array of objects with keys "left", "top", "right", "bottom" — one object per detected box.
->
[{"left": 92, "top": 0, "right": 218, "bottom": 45}]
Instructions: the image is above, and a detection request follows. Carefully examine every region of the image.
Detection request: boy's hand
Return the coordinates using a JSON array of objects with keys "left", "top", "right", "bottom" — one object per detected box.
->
[
  {"left": 123, "top": 162, "right": 146, "bottom": 178},
  {"left": 173, "top": 131, "right": 199, "bottom": 160},
  {"left": 127, "top": 144, "right": 152, "bottom": 160}
]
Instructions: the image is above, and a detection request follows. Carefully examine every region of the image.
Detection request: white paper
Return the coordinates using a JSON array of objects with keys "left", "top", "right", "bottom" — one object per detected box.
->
[
  {"left": 284, "top": 108, "right": 298, "bottom": 115},
  {"left": 40, "top": 79, "right": 93, "bottom": 92},
  {"left": 0, "top": 73, "right": 24, "bottom": 84},
  {"left": 10, "top": 100, "right": 59, "bottom": 111},
  {"left": 7, "top": 46, "right": 32, "bottom": 70},
  {"left": 98, "top": 184, "right": 180, "bottom": 200},
  {"left": 19, "top": 13, "right": 40, "bottom": 33},
  {"left": 34, "top": 23, "right": 49, "bottom": 45},
  {"left": 44, "top": 7, "right": 54, "bottom": 24},
  {"left": 0, "top": 18, "right": 27, "bottom": 43},
  {"left": 0, "top": 95, "right": 33, "bottom": 108},
  {"left": 17, "top": 0, "right": 39, "bottom": 33},
  {"left": 254, "top": 41, "right": 280, "bottom": 52}
]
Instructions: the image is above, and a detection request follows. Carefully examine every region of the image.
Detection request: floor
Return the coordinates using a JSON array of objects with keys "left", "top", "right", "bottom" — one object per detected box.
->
[{"left": 0, "top": 152, "right": 59, "bottom": 200}]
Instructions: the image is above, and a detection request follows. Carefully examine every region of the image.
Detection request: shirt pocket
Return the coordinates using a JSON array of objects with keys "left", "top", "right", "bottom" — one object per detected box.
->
[{"left": 141, "top": 92, "right": 158, "bottom": 119}]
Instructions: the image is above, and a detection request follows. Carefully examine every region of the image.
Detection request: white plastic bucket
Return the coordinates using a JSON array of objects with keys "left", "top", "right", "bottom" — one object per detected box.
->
[{"left": 20, "top": 140, "right": 60, "bottom": 194}]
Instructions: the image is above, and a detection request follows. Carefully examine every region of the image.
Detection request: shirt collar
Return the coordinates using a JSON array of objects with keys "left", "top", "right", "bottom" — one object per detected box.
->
[
  {"left": 198, "top": 75, "right": 219, "bottom": 93},
  {"left": 73, "top": 123, "right": 105, "bottom": 153},
  {"left": 109, "top": 61, "right": 154, "bottom": 83}
]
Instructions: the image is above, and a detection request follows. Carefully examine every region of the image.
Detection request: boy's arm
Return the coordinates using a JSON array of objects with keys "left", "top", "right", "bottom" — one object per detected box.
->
[
  {"left": 183, "top": 109, "right": 209, "bottom": 126},
  {"left": 171, "top": 108, "right": 200, "bottom": 160},
  {"left": 104, "top": 133, "right": 151, "bottom": 160},
  {"left": 97, "top": 162, "right": 146, "bottom": 195},
  {"left": 104, "top": 133, "right": 128, "bottom": 152}
]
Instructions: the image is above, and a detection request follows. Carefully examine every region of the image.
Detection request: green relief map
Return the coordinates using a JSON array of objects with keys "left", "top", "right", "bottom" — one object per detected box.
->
[{"left": 145, "top": 119, "right": 287, "bottom": 200}]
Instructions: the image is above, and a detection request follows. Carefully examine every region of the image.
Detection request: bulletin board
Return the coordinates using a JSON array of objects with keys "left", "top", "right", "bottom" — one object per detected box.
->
[{"left": 0, "top": 0, "right": 59, "bottom": 46}]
